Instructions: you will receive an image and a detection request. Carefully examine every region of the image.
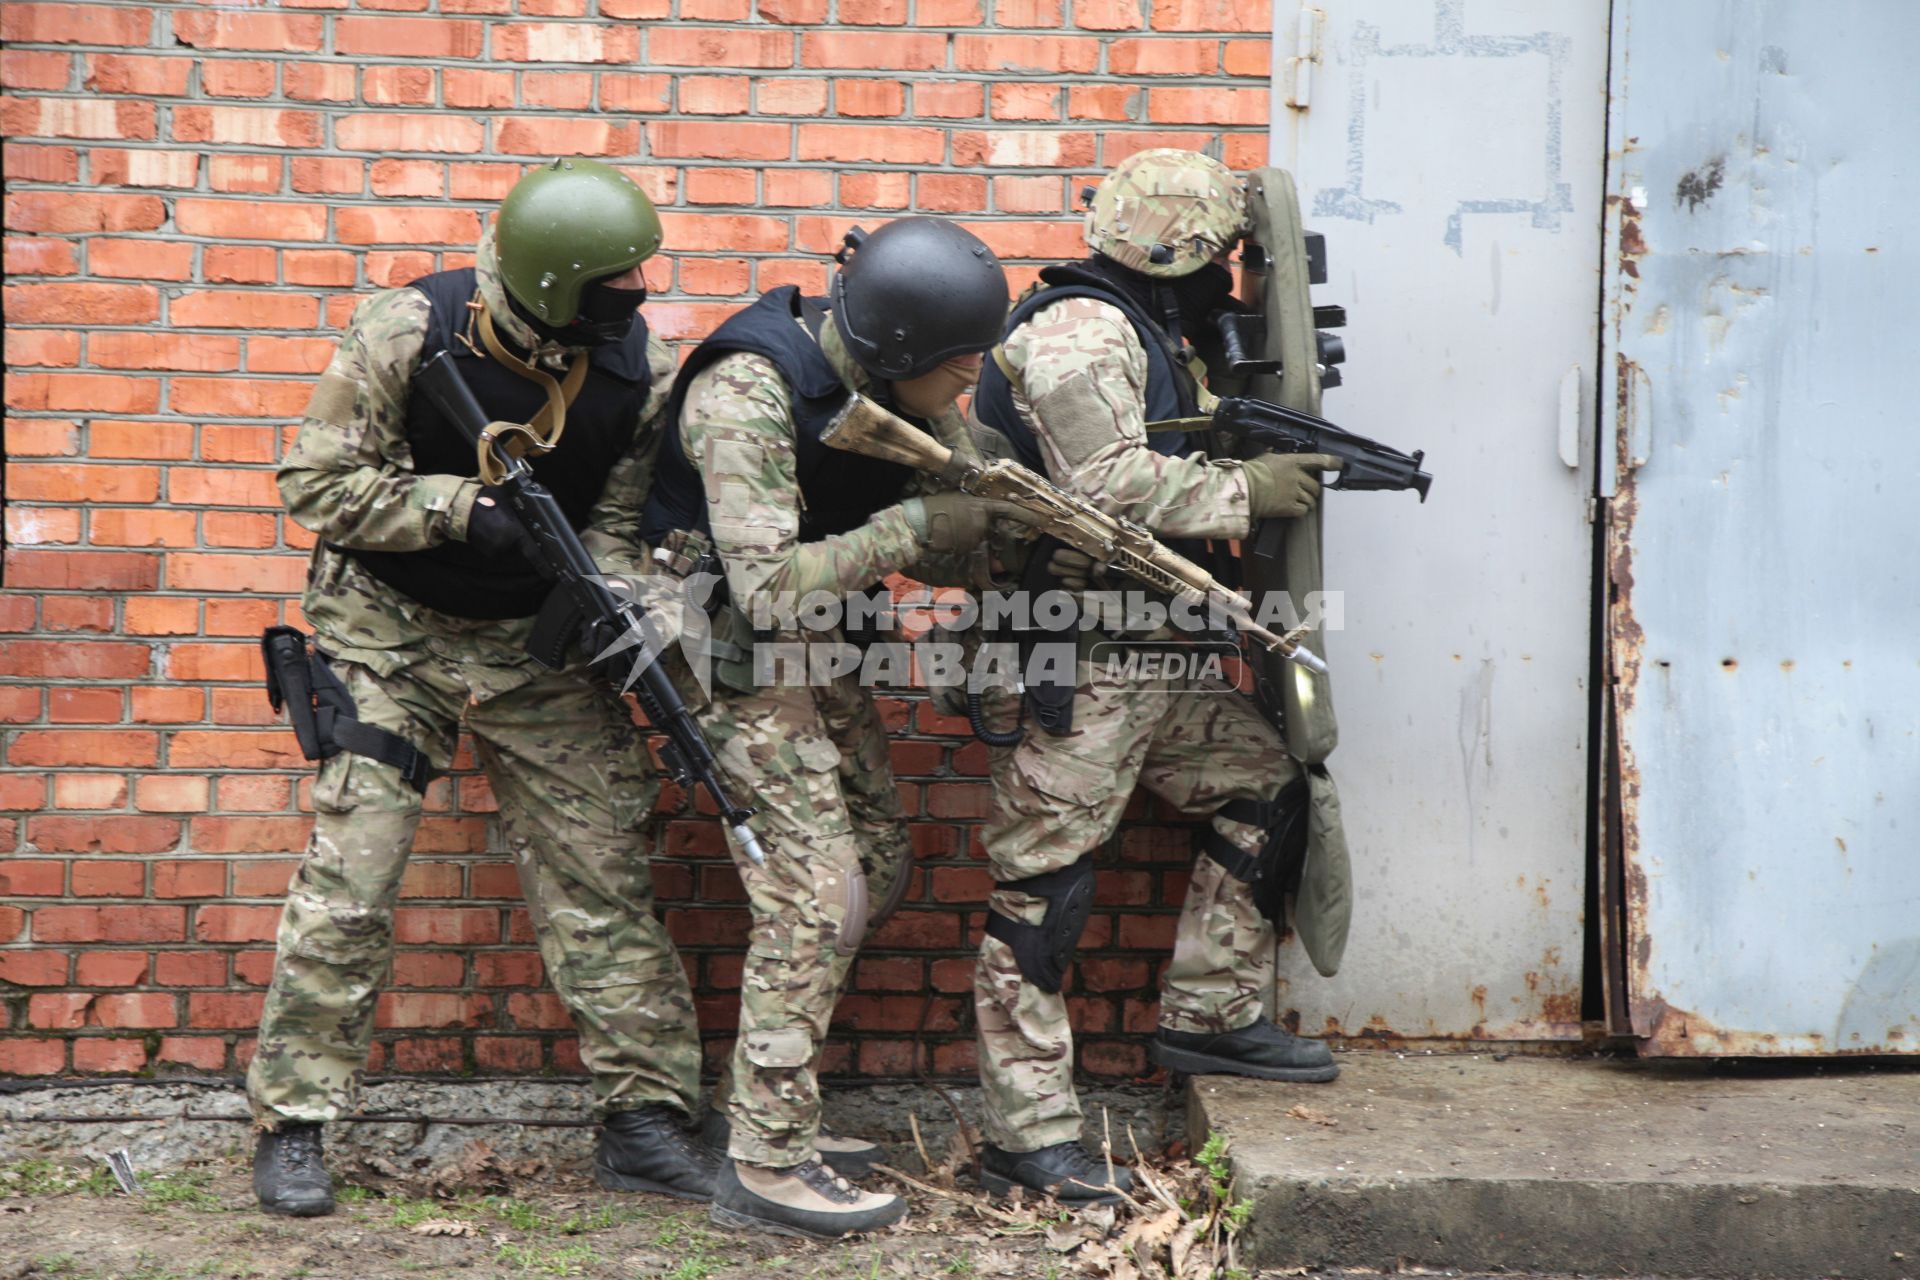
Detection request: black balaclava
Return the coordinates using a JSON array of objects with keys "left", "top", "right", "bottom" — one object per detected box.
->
[
  {"left": 507, "top": 276, "right": 647, "bottom": 349},
  {"left": 1089, "top": 254, "right": 1236, "bottom": 349},
  {"left": 1166, "top": 261, "right": 1237, "bottom": 331}
]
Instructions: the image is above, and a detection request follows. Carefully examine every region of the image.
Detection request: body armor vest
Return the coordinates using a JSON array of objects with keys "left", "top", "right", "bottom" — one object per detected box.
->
[
  {"left": 640, "top": 287, "right": 914, "bottom": 545},
  {"left": 342, "top": 267, "right": 653, "bottom": 620}
]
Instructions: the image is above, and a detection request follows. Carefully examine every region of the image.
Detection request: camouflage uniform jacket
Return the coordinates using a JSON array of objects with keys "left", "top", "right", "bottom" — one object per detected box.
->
[
  {"left": 998, "top": 294, "right": 1255, "bottom": 541},
  {"left": 674, "top": 310, "right": 991, "bottom": 639},
  {"left": 278, "top": 227, "right": 675, "bottom": 663}
]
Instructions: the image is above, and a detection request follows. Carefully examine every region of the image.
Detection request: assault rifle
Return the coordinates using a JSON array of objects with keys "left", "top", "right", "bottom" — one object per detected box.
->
[
  {"left": 1210, "top": 396, "right": 1432, "bottom": 501},
  {"left": 417, "top": 351, "right": 767, "bottom": 867},
  {"left": 820, "top": 394, "right": 1328, "bottom": 675}
]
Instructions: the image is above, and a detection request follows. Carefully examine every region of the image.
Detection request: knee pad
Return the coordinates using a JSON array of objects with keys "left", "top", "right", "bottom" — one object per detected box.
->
[
  {"left": 1204, "top": 778, "right": 1309, "bottom": 925},
  {"left": 834, "top": 864, "right": 870, "bottom": 958},
  {"left": 983, "top": 855, "right": 1096, "bottom": 995}
]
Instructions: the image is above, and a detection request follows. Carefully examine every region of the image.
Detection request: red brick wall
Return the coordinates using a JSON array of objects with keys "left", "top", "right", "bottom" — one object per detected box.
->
[{"left": 0, "top": 1, "right": 1270, "bottom": 1080}]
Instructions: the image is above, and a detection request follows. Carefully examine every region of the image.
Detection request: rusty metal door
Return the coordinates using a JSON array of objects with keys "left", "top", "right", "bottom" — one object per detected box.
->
[
  {"left": 1601, "top": 0, "right": 1920, "bottom": 1054},
  {"left": 1267, "top": 0, "right": 1610, "bottom": 1039}
]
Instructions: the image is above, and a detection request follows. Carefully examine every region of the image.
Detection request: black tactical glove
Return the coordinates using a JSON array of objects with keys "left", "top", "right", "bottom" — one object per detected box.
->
[
  {"left": 462, "top": 484, "right": 527, "bottom": 557},
  {"left": 1046, "top": 545, "right": 1099, "bottom": 593},
  {"left": 1242, "top": 453, "right": 1344, "bottom": 520}
]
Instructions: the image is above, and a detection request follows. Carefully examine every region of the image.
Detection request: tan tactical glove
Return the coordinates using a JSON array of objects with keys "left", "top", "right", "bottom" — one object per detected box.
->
[
  {"left": 908, "top": 493, "right": 1046, "bottom": 554},
  {"left": 1243, "top": 453, "right": 1344, "bottom": 519}
]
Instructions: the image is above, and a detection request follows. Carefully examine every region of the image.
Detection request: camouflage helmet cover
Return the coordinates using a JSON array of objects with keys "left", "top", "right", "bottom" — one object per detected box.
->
[
  {"left": 495, "top": 158, "right": 664, "bottom": 326},
  {"left": 1084, "top": 148, "right": 1249, "bottom": 279}
]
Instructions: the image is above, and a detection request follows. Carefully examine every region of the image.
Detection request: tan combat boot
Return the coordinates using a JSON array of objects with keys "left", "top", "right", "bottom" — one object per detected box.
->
[{"left": 710, "top": 1157, "right": 906, "bottom": 1240}]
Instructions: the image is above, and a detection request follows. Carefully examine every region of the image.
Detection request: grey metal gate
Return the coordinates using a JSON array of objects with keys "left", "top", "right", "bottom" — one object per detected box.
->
[{"left": 1600, "top": 0, "right": 1920, "bottom": 1054}]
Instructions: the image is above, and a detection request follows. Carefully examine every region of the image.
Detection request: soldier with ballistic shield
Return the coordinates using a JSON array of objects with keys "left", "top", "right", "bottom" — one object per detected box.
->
[
  {"left": 251, "top": 159, "right": 715, "bottom": 1215},
  {"left": 965, "top": 149, "right": 1346, "bottom": 1203}
]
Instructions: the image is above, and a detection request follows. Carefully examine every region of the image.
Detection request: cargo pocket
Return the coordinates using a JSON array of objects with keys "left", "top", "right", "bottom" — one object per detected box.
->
[
  {"left": 309, "top": 753, "right": 359, "bottom": 815},
  {"left": 278, "top": 886, "right": 390, "bottom": 968},
  {"left": 322, "top": 642, "right": 415, "bottom": 683},
  {"left": 1008, "top": 743, "right": 1117, "bottom": 814},
  {"left": 785, "top": 733, "right": 856, "bottom": 845},
  {"left": 741, "top": 1026, "right": 814, "bottom": 1070}
]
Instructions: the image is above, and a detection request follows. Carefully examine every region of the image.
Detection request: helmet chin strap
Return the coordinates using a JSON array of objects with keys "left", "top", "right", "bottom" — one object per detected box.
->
[{"left": 1155, "top": 281, "right": 1186, "bottom": 351}]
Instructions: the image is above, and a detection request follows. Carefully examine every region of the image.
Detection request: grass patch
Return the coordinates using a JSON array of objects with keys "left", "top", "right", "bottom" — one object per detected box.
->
[
  {"left": 389, "top": 1195, "right": 476, "bottom": 1228},
  {"left": 493, "top": 1240, "right": 599, "bottom": 1276},
  {"left": 1, "top": 1157, "right": 118, "bottom": 1198},
  {"left": 648, "top": 1213, "right": 727, "bottom": 1280},
  {"left": 489, "top": 1195, "right": 549, "bottom": 1232},
  {"left": 662, "top": 1255, "right": 719, "bottom": 1280},
  {"left": 118, "top": 1250, "right": 196, "bottom": 1280},
  {"left": 141, "top": 1167, "right": 226, "bottom": 1212},
  {"left": 556, "top": 1200, "right": 649, "bottom": 1234}
]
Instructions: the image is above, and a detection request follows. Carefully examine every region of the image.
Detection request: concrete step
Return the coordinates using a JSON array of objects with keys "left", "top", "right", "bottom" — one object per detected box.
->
[{"left": 1188, "top": 1052, "right": 1919, "bottom": 1280}]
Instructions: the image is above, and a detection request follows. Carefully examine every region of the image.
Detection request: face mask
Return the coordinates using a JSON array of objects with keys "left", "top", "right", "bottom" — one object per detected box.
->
[
  {"left": 506, "top": 277, "right": 647, "bottom": 348},
  {"left": 1167, "top": 261, "right": 1237, "bottom": 327},
  {"left": 574, "top": 278, "right": 648, "bottom": 344}
]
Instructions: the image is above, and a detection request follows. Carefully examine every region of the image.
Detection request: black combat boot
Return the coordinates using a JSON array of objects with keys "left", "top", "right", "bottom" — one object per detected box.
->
[
  {"left": 710, "top": 1157, "right": 906, "bottom": 1240},
  {"left": 979, "top": 1140, "right": 1132, "bottom": 1204},
  {"left": 701, "top": 1108, "right": 883, "bottom": 1179},
  {"left": 253, "top": 1122, "right": 334, "bottom": 1217},
  {"left": 1151, "top": 1016, "right": 1339, "bottom": 1082},
  {"left": 595, "top": 1104, "right": 720, "bottom": 1201}
]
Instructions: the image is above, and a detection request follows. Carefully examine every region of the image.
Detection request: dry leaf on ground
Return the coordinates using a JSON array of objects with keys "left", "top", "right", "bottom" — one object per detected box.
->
[{"left": 1119, "top": 1207, "right": 1183, "bottom": 1273}]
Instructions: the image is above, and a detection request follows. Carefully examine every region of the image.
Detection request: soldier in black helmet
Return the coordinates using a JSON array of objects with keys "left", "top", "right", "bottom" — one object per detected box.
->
[
  {"left": 251, "top": 159, "right": 716, "bottom": 1216},
  {"left": 640, "top": 217, "right": 1042, "bottom": 1238}
]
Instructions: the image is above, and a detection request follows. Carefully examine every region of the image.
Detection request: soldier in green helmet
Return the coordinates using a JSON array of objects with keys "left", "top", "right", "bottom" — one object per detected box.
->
[
  {"left": 249, "top": 158, "right": 715, "bottom": 1215},
  {"left": 965, "top": 148, "right": 1344, "bottom": 1202}
]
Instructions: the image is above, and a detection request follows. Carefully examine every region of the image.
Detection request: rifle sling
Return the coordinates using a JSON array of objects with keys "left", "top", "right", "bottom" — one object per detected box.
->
[{"left": 470, "top": 299, "right": 588, "bottom": 480}]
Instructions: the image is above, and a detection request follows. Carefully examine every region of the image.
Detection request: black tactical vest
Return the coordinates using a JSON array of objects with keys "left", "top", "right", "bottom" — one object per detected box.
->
[
  {"left": 972, "top": 260, "right": 1199, "bottom": 473},
  {"left": 342, "top": 268, "right": 653, "bottom": 620},
  {"left": 640, "top": 286, "right": 914, "bottom": 544}
]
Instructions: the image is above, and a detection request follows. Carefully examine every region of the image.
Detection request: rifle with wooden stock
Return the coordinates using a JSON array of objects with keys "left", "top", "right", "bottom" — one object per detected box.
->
[{"left": 819, "top": 393, "right": 1328, "bottom": 675}]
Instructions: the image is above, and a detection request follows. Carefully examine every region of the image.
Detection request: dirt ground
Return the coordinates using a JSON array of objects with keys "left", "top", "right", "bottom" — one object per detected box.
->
[
  {"left": 0, "top": 1081, "right": 1208, "bottom": 1280},
  {"left": 0, "top": 1153, "right": 1086, "bottom": 1280}
]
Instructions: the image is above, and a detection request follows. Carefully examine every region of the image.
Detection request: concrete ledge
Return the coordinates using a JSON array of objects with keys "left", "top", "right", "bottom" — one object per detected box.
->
[{"left": 1189, "top": 1054, "right": 1919, "bottom": 1279}]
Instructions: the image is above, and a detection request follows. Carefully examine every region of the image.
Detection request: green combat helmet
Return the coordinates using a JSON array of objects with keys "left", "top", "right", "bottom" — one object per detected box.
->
[
  {"left": 496, "top": 158, "right": 663, "bottom": 343},
  {"left": 1084, "top": 149, "right": 1249, "bottom": 279}
]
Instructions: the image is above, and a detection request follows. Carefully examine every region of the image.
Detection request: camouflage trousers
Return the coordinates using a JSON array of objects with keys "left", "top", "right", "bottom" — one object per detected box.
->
[
  {"left": 700, "top": 658, "right": 912, "bottom": 1168},
  {"left": 249, "top": 552, "right": 701, "bottom": 1128},
  {"left": 974, "top": 662, "right": 1299, "bottom": 1152}
]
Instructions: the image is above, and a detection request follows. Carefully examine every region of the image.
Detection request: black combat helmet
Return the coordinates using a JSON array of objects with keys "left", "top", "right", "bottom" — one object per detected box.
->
[{"left": 830, "top": 218, "right": 1009, "bottom": 381}]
